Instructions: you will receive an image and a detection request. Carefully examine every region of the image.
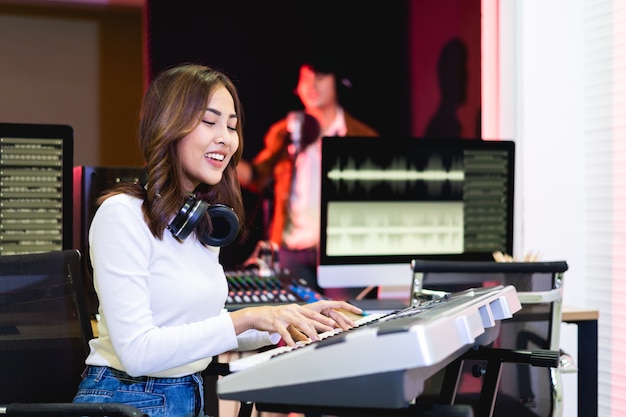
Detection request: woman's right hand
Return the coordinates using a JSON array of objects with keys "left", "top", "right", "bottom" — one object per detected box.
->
[{"left": 229, "top": 299, "right": 363, "bottom": 346}]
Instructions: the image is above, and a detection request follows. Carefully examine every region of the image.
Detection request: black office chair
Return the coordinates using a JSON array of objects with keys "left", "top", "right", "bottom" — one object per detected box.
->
[
  {"left": 0, "top": 403, "right": 146, "bottom": 417},
  {"left": 0, "top": 249, "right": 146, "bottom": 417}
]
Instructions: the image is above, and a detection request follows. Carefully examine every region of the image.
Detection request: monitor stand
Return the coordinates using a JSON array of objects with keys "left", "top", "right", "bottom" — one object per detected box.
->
[
  {"left": 348, "top": 285, "right": 411, "bottom": 313},
  {"left": 377, "top": 284, "right": 411, "bottom": 301}
]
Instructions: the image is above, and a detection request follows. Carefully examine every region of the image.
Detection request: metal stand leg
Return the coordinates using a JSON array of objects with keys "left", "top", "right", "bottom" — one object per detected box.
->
[
  {"left": 438, "top": 347, "right": 559, "bottom": 417},
  {"left": 237, "top": 402, "right": 254, "bottom": 417}
]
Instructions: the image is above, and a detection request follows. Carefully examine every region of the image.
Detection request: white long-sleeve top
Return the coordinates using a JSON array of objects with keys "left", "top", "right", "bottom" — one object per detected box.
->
[{"left": 85, "top": 194, "right": 279, "bottom": 378}]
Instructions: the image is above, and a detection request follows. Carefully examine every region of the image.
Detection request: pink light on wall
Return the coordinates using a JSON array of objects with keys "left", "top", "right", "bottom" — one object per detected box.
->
[
  {"left": 408, "top": 0, "right": 480, "bottom": 139},
  {"left": 409, "top": 0, "right": 454, "bottom": 137},
  {"left": 612, "top": 0, "right": 626, "bottom": 409},
  {"left": 481, "top": 0, "right": 499, "bottom": 140}
]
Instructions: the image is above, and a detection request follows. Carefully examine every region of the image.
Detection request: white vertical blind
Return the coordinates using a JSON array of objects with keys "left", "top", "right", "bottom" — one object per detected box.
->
[
  {"left": 583, "top": 1, "right": 614, "bottom": 412},
  {"left": 610, "top": 1, "right": 626, "bottom": 412},
  {"left": 584, "top": 0, "right": 626, "bottom": 415},
  {"left": 487, "top": 0, "right": 626, "bottom": 414}
]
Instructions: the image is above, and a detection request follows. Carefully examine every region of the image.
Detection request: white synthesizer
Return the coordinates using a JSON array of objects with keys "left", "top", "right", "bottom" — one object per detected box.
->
[{"left": 217, "top": 285, "right": 522, "bottom": 409}]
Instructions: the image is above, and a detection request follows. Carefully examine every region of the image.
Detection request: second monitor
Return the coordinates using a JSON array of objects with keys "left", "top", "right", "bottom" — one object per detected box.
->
[{"left": 317, "top": 137, "right": 515, "bottom": 291}]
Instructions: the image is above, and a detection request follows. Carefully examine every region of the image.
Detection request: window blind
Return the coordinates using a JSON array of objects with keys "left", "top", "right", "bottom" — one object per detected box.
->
[{"left": 584, "top": 0, "right": 626, "bottom": 415}]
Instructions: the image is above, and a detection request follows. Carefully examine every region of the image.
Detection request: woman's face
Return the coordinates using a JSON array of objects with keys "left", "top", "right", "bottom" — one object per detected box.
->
[{"left": 178, "top": 86, "right": 239, "bottom": 191}]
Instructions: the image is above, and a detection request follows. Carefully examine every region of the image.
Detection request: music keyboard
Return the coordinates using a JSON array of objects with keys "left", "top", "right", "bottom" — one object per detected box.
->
[
  {"left": 217, "top": 285, "right": 522, "bottom": 409},
  {"left": 227, "top": 311, "right": 386, "bottom": 373}
]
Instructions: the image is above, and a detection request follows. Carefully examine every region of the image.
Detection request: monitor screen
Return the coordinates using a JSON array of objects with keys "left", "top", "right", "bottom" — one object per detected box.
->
[
  {"left": 317, "top": 137, "right": 515, "bottom": 291},
  {"left": 0, "top": 123, "right": 74, "bottom": 255}
]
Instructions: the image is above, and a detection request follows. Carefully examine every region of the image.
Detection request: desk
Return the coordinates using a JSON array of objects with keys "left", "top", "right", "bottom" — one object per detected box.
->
[{"left": 562, "top": 306, "right": 598, "bottom": 417}]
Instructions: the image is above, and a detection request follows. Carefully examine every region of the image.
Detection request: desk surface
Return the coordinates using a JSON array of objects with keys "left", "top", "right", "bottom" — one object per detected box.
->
[{"left": 562, "top": 306, "right": 599, "bottom": 322}]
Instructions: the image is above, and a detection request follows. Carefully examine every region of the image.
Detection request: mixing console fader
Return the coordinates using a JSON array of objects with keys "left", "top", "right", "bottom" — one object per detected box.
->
[{"left": 225, "top": 271, "right": 325, "bottom": 310}]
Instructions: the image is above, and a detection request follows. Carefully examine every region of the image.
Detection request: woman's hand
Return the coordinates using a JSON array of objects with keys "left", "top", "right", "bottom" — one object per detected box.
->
[{"left": 229, "top": 300, "right": 363, "bottom": 346}]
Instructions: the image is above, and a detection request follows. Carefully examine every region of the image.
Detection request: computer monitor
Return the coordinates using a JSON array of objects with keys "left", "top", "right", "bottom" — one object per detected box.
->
[
  {"left": 317, "top": 137, "right": 515, "bottom": 294},
  {"left": 0, "top": 123, "right": 74, "bottom": 255}
]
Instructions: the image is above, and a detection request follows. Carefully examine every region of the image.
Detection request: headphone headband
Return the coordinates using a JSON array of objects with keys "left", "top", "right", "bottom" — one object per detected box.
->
[{"left": 167, "top": 197, "right": 239, "bottom": 247}]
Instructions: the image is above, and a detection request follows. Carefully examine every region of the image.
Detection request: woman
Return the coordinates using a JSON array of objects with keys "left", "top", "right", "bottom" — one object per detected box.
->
[{"left": 73, "top": 63, "right": 362, "bottom": 417}]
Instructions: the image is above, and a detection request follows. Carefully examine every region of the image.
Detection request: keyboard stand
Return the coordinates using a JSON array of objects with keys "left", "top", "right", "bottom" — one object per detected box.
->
[
  {"left": 234, "top": 347, "right": 558, "bottom": 417},
  {"left": 438, "top": 347, "right": 560, "bottom": 417}
]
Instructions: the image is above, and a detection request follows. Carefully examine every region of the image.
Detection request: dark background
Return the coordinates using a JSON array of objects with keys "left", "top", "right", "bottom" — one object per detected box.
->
[
  {"left": 144, "top": 0, "right": 481, "bottom": 268},
  {"left": 145, "top": 0, "right": 412, "bottom": 160}
]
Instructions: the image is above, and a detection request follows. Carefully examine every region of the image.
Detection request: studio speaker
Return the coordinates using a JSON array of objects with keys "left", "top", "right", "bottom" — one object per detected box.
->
[{"left": 73, "top": 166, "right": 145, "bottom": 315}]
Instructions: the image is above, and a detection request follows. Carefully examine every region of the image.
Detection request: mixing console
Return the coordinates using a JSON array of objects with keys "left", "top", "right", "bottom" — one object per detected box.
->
[{"left": 224, "top": 271, "right": 325, "bottom": 310}]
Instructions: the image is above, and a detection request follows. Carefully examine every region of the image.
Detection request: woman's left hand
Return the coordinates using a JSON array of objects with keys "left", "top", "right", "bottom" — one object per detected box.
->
[{"left": 283, "top": 300, "right": 364, "bottom": 344}]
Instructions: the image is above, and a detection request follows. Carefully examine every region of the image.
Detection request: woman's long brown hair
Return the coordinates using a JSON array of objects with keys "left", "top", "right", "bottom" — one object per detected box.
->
[{"left": 98, "top": 64, "right": 245, "bottom": 241}]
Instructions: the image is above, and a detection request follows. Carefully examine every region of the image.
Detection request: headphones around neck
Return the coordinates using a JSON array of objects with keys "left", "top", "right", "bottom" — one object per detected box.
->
[{"left": 168, "top": 195, "right": 239, "bottom": 247}]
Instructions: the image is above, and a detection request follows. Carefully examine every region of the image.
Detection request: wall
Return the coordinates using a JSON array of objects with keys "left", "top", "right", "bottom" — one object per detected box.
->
[
  {"left": 0, "top": 2, "right": 144, "bottom": 167},
  {"left": 410, "top": 0, "right": 482, "bottom": 138},
  {"left": 0, "top": 1, "right": 481, "bottom": 168},
  {"left": 494, "top": 1, "right": 586, "bottom": 416}
]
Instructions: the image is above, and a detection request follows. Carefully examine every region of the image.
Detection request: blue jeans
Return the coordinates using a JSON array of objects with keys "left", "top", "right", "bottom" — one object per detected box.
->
[{"left": 74, "top": 366, "right": 209, "bottom": 417}]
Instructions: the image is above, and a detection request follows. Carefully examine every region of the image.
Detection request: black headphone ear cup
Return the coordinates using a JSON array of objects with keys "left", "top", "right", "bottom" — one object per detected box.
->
[
  {"left": 168, "top": 197, "right": 209, "bottom": 240},
  {"left": 200, "top": 204, "right": 240, "bottom": 247}
]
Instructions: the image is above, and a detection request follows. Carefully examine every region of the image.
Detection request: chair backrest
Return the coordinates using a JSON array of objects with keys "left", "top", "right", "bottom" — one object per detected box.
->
[
  {"left": 410, "top": 259, "right": 568, "bottom": 417},
  {"left": 0, "top": 249, "right": 93, "bottom": 403}
]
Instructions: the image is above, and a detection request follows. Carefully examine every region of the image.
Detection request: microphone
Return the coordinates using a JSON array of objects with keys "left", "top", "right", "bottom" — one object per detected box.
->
[
  {"left": 286, "top": 111, "right": 304, "bottom": 157},
  {"left": 286, "top": 111, "right": 320, "bottom": 158}
]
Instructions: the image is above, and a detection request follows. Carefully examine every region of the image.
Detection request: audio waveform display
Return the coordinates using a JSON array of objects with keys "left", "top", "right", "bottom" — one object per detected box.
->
[
  {"left": 326, "top": 153, "right": 465, "bottom": 200},
  {"left": 326, "top": 201, "right": 463, "bottom": 256}
]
